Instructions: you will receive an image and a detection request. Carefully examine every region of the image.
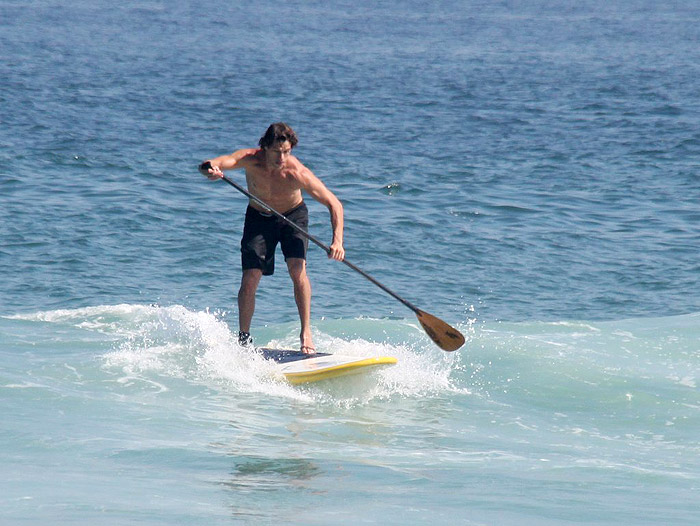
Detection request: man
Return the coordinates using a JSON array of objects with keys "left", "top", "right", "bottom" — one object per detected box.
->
[{"left": 199, "top": 123, "right": 345, "bottom": 354}]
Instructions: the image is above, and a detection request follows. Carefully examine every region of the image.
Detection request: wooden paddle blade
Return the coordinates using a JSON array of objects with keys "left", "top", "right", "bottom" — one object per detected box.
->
[{"left": 415, "top": 309, "right": 465, "bottom": 351}]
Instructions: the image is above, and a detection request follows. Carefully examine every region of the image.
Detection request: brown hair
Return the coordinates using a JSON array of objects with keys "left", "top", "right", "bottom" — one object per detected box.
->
[{"left": 258, "top": 122, "right": 298, "bottom": 149}]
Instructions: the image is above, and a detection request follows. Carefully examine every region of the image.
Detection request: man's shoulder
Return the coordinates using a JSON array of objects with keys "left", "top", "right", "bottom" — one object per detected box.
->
[
  {"left": 234, "top": 148, "right": 263, "bottom": 168},
  {"left": 235, "top": 148, "right": 261, "bottom": 160},
  {"left": 286, "top": 156, "right": 313, "bottom": 176}
]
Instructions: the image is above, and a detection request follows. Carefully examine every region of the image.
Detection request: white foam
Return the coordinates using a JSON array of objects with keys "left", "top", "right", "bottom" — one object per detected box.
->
[{"left": 14, "top": 304, "right": 467, "bottom": 405}]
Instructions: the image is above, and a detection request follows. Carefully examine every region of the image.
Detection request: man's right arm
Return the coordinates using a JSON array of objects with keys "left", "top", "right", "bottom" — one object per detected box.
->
[{"left": 199, "top": 149, "right": 256, "bottom": 180}]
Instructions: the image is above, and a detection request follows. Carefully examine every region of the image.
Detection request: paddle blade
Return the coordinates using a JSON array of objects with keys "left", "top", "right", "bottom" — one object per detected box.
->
[{"left": 415, "top": 309, "right": 465, "bottom": 351}]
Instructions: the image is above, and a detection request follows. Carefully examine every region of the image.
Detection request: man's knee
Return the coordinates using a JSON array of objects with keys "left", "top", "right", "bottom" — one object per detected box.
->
[
  {"left": 240, "top": 269, "right": 263, "bottom": 293},
  {"left": 286, "top": 258, "right": 307, "bottom": 282}
]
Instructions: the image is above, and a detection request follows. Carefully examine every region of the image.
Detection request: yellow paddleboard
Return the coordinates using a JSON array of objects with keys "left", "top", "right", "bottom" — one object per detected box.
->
[{"left": 258, "top": 348, "right": 398, "bottom": 385}]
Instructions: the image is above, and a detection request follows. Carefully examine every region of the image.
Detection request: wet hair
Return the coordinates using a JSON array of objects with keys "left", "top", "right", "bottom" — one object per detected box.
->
[{"left": 258, "top": 122, "right": 298, "bottom": 150}]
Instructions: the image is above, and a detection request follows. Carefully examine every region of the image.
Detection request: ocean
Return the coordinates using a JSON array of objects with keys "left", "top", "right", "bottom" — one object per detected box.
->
[{"left": 1, "top": 0, "right": 698, "bottom": 524}]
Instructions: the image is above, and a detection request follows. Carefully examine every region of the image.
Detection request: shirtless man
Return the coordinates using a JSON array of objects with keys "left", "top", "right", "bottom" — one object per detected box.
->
[{"left": 199, "top": 123, "right": 345, "bottom": 354}]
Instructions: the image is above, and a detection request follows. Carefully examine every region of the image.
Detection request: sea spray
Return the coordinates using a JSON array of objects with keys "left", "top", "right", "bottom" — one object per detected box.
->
[{"left": 13, "top": 304, "right": 466, "bottom": 405}]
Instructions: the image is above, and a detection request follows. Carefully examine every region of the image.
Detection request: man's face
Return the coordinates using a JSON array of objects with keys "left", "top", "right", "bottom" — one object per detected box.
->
[{"left": 265, "top": 140, "right": 292, "bottom": 168}]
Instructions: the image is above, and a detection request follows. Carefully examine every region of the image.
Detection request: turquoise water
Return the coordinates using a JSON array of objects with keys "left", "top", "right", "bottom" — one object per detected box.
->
[{"left": 1, "top": 1, "right": 699, "bottom": 524}]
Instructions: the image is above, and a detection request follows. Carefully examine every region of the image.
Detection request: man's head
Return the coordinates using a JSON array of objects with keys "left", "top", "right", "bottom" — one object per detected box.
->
[
  {"left": 259, "top": 122, "right": 298, "bottom": 150},
  {"left": 259, "top": 122, "right": 298, "bottom": 168}
]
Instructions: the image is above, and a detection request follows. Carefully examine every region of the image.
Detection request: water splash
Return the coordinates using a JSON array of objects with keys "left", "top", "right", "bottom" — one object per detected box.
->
[{"left": 10, "top": 304, "right": 467, "bottom": 405}]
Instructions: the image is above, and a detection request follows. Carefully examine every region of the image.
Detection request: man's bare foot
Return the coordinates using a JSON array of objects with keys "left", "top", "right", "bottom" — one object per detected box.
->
[
  {"left": 300, "top": 332, "right": 315, "bottom": 355},
  {"left": 300, "top": 345, "right": 316, "bottom": 355}
]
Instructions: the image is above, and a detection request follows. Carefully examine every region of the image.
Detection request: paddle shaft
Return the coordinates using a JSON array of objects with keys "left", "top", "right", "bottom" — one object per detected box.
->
[{"left": 219, "top": 174, "right": 422, "bottom": 315}]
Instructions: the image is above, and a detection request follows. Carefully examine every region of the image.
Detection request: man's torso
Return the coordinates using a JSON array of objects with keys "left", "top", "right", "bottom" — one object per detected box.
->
[{"left": 243, "top": 150, "right": 304, "bottom": 214}]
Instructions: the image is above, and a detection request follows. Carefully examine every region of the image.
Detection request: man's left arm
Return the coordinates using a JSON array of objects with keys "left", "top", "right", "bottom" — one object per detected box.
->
[{"left": 297, "top": 165, "right": 345, "bottom": 261}]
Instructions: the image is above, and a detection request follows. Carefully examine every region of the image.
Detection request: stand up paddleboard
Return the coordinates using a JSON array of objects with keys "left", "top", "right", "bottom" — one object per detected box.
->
[{"left": 259, "top": 348, "right": 397, "bottom": 385}]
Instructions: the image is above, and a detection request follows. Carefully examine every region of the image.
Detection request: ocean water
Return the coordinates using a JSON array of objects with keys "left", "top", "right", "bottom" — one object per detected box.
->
[{"left": 1, "top": 1, "right": 699, "bottom": 524}]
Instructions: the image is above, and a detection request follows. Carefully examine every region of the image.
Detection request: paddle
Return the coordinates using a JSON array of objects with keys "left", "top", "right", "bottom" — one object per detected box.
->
[{"left": 216, "top": 172, "right": 466, "bottom": 352}]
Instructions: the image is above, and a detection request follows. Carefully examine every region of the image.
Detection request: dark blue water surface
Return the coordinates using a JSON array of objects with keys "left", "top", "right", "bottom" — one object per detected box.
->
[{"left": 2, "top": 0, "right": 699, "bottom": 325}]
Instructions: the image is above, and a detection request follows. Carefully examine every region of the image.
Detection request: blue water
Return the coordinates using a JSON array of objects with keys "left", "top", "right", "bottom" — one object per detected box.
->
[{"left": 1, "top": 1, "right": 699, "bottom": 524}]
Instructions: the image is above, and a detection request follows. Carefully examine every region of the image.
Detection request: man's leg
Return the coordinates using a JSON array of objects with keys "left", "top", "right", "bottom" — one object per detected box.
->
[
  {"left": 286, "top": 258, "right": 314, "bottom": 353},
  {"left": 238, "top": 268, "right": 263, "bottom": 337}
]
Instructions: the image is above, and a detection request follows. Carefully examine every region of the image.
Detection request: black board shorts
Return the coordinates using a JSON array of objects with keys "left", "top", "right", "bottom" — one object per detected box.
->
[{"left": 240, "top": 202, "right": 309, "bottom": 276}]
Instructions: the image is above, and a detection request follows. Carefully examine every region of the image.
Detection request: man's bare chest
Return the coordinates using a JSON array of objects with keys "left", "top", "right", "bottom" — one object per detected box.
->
[{"left": 245, "top": 168, "right": 299, "bottom": 198}]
